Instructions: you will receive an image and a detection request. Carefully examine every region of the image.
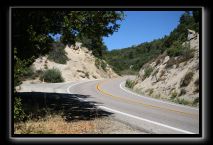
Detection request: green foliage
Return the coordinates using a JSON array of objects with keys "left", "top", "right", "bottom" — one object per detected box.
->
[
  {"left": 13, "top": 10, "right": 124, "bottom": 89},
  {"left": 125, "top": 79, "right": 136, "bottom": 89},
  {"left": 14, "top": 96, "right": 26, "bottom": 122},
  {"left": 167, "top": 41, "right": 184, "bottom": 57},
  {"left": 144, "top": 66, "right": 153, "bottom": 78},
  {"left": 40, "top": 68, "right": 64, "bottom": 83},
  {"left": 174, "top": 98, "right": 190, "bottom": 105},
  {"left": 193, "top": 97, "right": 199, "bottom": 106},
  {"left": 47, "top": 44, "right": 68, "bottom": 64},
  {"left": 104, "top": 11, "right": 199, "bottom": 75},
  {"left": 95, "top": 58, "right": 107, "bottom": 71},
  {"left": 149, "top": 89, "right": 154, "bottom": 96},
  {"left": 14, "top": 48, "right": 35, "bottom": 87},
  {"left": 170, "top": 90, "right": 178, "bottom": 99},
  {"left": 22, "top": 66, "right": 35, "bottom": 77}
]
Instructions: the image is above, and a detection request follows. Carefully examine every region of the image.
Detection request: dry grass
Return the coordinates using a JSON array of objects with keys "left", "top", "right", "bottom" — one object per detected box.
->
[
  {"left": 14, "top": 115, "right": 97, "bottom": 134},
  {"left": 14, "top": 115, "right": 146, "bottom": 134}
]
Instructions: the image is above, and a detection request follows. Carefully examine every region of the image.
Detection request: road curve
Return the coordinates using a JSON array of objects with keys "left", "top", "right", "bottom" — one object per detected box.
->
[
  {"left": 67, "top": 76, "right": 199, "bottom": 134},
  {"left": 20, "top": 76, "right": 199, "bottom": 134}
]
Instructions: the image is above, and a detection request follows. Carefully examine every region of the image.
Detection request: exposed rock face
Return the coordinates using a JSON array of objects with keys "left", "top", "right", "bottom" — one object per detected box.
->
[
  {"left": 132, "top": 30, "right": 199, "bottom": 106},
  {"left": 28, "top": 42, "right": 118, "bottom": 82}
]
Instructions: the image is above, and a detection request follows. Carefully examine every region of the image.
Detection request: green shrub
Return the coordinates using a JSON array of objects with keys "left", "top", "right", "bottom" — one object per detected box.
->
[
  {"left": 22, "top": 66, "right": 35, "bottom": 77},
  {"left": 167, "top": 41, "right": 184, "bottom": 57},
  {"left": 183, "top": 49, "right": 194, "bottom": 60},
  {"left": 152, "top": 69, "right": 159, "bottom": 77},
  {"left": 14, "top": 96, "right": 26, "bottom": 122},
  {"left": 180, "top": 71, "right": 194, "bottom": 87},
  {"left": 144, "top": 66, "right": 153, "bottom": 78},
  {"left": 171, "top": 90, "right": 177, "bottom": 99},
  {"left": 167, "top": 47, "right": 182, "bottom": 57},
  {"left": 193, "top": 97, "right": 199, "bottom": 106},
  {"left": 47, "top": 47, "right": 68, "bottom": 64},
  {"left": 125, "top": 79, "right": 136, "bottom": 89},
  {"left": 175, "top": 98, "right": 190, "bottom": 105},
  {"left": 44, "top": 64, "right": 48, "bottom": 69},
  {"left": 149, "top": 89, "right": 154, "bottom": 96},
  {"left": 155, "top": 59, "right": 161, "bottom": 66},
  {"left": 14, "top": 48, "right": 34, "bottom": 87},
  {"left": 40, "top": 68, "right": 64, "bottom": 83},
  {"left": 101, "top": 61, "right": 107, "bottom": 71},
  {"left": 95, "top": 58, "right": 107, "bottom": 71},
  {"left": 95, "top": 58, "right": 101, "bottom": 68}
]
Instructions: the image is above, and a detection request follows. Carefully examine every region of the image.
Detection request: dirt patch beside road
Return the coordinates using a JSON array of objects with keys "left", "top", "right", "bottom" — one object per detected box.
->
[{"left": 15, "top": 115, "right": 147, "bottom": 134}]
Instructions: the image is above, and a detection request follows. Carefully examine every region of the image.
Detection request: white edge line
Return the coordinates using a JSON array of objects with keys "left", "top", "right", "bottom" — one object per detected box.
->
[
  {"left": 66, "top": 79, "right": 195, "bottom": 134},
  {"left": 99, "top": 106, "right": 195, "bottom": 134},
  {"left": 119, "top": 81, "right": 199, "bottom": 111},
  {"left": 66, "top": 79, "right": 103, "bottom": 102}
]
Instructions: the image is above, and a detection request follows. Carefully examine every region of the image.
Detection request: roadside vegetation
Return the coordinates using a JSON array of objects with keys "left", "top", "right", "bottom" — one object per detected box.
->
[
  {"left": 47, "top": 42, "right": 69, "bottom": 64},
  {"left": 13, "top": 10, "right": 124, "bottom": 124},
  {"left": 40, "top": 68, "right": 64, "bottom": 83},
  {"left": 104, "top": 11, "right": 199, "bottom": 75},
  {"left": 95, "top": 58, "right": 107, "bottom": 72},
  {"left": 125, "top": 79, "right": 136, "bottom": 89},
  {"left": 13, "top": 10, "right": 200, "bottom": 130}
]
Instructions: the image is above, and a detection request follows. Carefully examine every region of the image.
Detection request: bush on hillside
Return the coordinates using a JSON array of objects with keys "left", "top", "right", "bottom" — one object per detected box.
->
[
  {"left": 167, "top": 41, "right": 184, "bottom": 57},
  {"left": 125, "top": 79, "right": 136, "bottom": 89},
  {"left": 22, "top": 66, "right": 35, "bottom": 78},
  {"left": 95, "top": 58, "right": 107, "bottom": 71},
  {"left": 174, "top": 98, "right": 190, "bottom": 105},
  {"left": 180, "top": 71, "right": 194, "bottom": 87},
  {"left": 40, "top": 68, "right": 64, "bottom": 83},
  {"left": 144, "top": 66, "right": 154, "bottom": 78},
  {"left": 47, "top": 47, "right": 69, "bottom": 64}
]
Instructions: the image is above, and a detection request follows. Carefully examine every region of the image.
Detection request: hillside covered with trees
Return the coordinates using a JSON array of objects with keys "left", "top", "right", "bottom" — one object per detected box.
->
[{"left": 104, "top": 11, "right": 200, "bottom": 75}]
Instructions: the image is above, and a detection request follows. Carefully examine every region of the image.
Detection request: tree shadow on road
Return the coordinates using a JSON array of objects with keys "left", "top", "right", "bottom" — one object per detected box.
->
[{"left": 16, "top": 92, "right": 113, "bottom": 122}]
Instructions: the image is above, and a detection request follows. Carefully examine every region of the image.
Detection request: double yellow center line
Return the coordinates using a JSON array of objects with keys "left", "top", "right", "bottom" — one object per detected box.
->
[{"left": 96, "top": 79, "right": 198, "bottom": 117}]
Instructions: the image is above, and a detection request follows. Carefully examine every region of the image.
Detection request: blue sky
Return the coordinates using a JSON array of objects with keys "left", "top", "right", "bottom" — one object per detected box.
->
[
  {"left": 50, "top": 11, "right": 185, "bottom": 51},
  {"left": 103, "top": 11, "right": 185, "bottom": 50}
]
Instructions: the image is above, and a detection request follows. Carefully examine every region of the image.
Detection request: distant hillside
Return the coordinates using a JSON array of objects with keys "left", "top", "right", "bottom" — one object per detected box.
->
[
  {"left": 131, "top": 30, "right": 199, "bottom": 107},
  {"left": 104, "top": 11, "right": 200, "bottom": 75}
]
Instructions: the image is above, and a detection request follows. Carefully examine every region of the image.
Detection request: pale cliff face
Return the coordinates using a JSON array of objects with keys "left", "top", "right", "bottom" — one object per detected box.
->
[
  {"left": 24, "top": 42, "right": 118, "bottom": 83},
  {"left": 132, "top": 30, "right": 199, "bottom": 106}
]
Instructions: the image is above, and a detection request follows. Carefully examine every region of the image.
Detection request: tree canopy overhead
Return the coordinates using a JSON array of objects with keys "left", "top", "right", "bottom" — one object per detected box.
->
[
  {"left": 13, "top": 9, "right": 124, "bottom": 87},
  {"left": 12, "top": 9, "right": 124, "bottom": 61}
]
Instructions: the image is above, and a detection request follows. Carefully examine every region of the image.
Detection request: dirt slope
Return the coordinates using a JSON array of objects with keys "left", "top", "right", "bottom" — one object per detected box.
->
[
  {"left": 132, "top": 30, "right": 199, "bottom": 106},
  {"left": 24, "top": 43, "right": 118, "bottom": 83}
]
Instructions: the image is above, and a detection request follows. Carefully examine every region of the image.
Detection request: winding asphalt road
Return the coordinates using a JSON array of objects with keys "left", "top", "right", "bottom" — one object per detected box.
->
[{"left": 20, "top": 76, "right": 199, "bottom": 134}]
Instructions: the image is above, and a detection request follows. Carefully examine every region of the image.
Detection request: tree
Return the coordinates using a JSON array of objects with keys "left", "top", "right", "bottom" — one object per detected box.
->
[{"left": 13, "top": 10, "right": 124, "bottom": 87}]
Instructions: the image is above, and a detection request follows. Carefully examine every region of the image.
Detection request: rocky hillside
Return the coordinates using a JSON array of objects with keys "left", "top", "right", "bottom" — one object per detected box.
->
[
  {"left": 23, "top": 42, "right": 118, "bottom": 83},
  {"left": 131, "top": 30, "right": 199, "bottom": 107}
]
